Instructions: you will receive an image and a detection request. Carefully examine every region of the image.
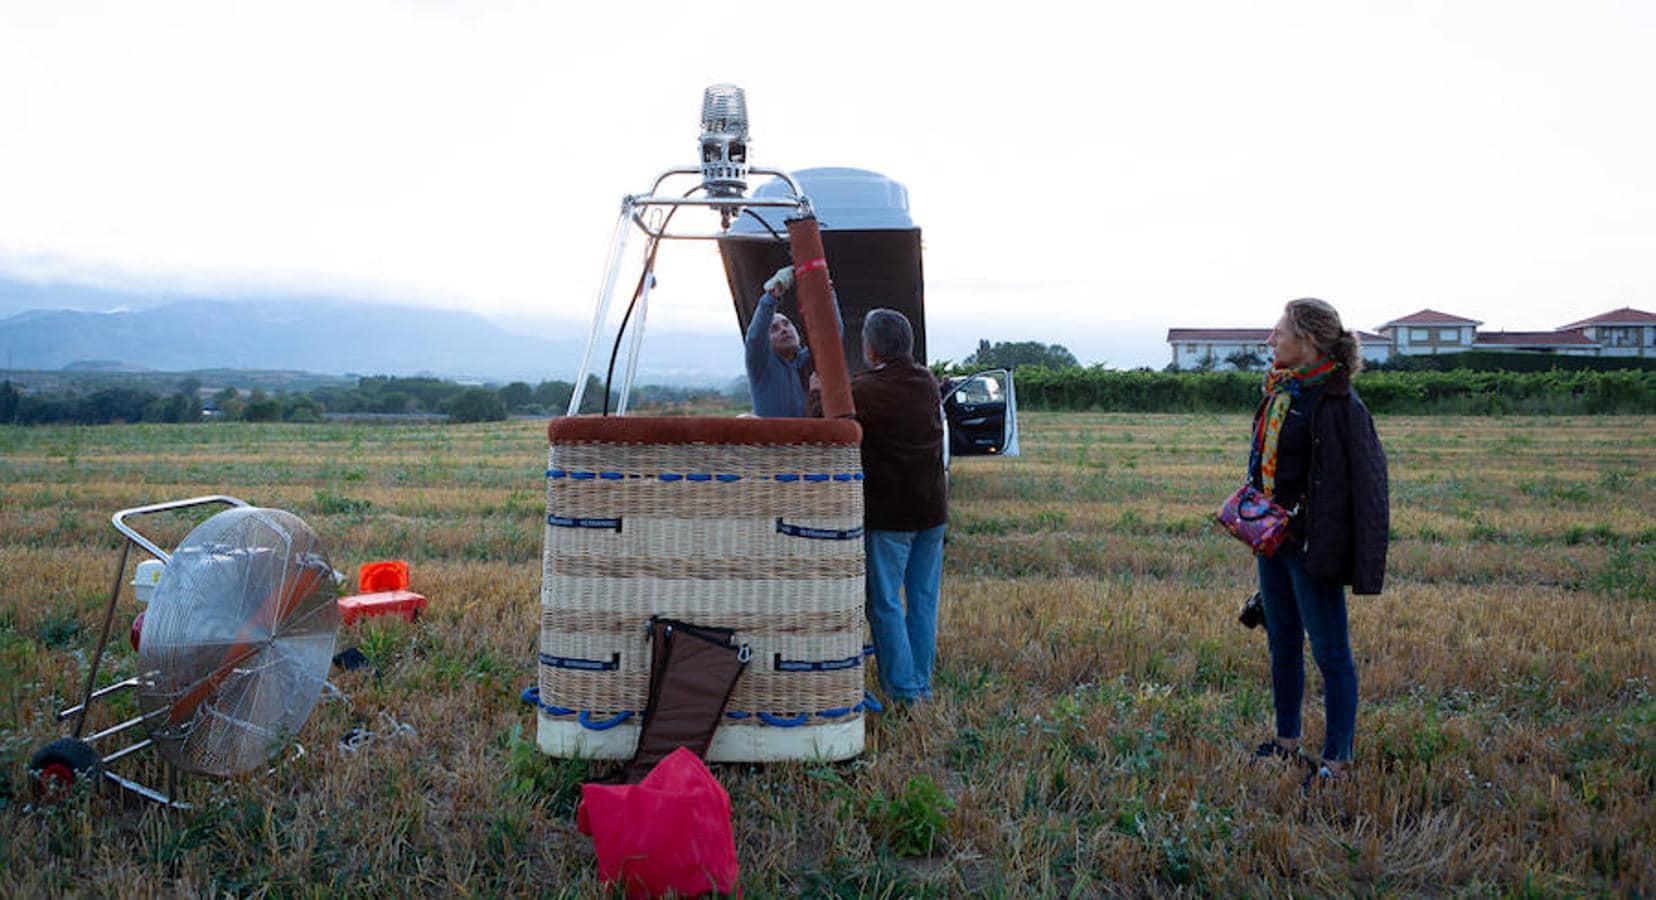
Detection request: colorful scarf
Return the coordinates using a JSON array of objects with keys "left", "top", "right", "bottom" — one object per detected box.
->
[{"left": 1250, "top": 356, "right": 1337, "bottom": 497}]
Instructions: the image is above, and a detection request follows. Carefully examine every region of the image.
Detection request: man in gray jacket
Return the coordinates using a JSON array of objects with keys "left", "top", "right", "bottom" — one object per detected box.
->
[{"left": 745, "top": 265, "right": 839, "bottom": 417}]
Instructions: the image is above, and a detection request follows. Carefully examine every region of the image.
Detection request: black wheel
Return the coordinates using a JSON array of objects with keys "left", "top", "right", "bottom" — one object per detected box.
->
[{"left": 29, "top": 737, "right": 104, "bottom": 802}]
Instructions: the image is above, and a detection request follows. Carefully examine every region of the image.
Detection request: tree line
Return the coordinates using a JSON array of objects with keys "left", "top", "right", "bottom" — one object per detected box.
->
[
  {"left": 1008, "top": 367, "right": 1656, "bottom": 415},
  {"left": 7, "top": 339, "right": 1654, "bottom": 426},
  {"left": 0, "top": 375, "right": 748, "bottom": 426},
  {"left": 950, "top": 340, "right": 1656, "bottom": 414}
]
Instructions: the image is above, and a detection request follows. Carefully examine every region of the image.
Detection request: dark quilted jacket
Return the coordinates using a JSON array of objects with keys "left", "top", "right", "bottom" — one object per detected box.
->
[{"left": 1300, "top": 369, "right": 1390, "bottom": 594}]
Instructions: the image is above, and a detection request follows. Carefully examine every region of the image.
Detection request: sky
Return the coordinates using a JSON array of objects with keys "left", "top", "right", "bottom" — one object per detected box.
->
[{"left": 2, "top": 1, "right": 1653, "bottom": 369}]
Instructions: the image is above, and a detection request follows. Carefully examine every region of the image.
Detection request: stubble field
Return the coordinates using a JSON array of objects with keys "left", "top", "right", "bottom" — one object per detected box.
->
[{"left": 1, "top": 412, "right": 1652, "bottom": 896}]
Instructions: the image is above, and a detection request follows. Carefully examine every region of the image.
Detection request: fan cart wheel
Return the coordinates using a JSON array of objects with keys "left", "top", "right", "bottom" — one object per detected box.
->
[{"left": 29, "top": 737, "right": 104, "bottom": 802}]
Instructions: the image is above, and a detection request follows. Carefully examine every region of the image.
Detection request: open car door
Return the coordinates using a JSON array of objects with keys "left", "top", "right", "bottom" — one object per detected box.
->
[{"left": 941, "top": 369, "right": 1019, "bottom": 457}]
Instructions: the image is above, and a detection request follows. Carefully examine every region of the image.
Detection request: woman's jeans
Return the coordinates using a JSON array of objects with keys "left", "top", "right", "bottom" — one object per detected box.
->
[
  {"left": 1257, "top": 544, "right": 1358, "bottom": 762},
  {"left": 865, "top": 525, "right": 946, "bottom": 702}
]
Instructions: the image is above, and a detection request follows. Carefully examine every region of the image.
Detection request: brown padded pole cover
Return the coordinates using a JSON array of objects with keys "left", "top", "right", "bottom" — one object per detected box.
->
[{"left": 787, "top": 216, "right": 855, "bottom": 419}]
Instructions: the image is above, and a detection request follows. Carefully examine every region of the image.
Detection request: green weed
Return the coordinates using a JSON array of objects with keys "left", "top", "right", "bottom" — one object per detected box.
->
[
  {"left": 1593, "top": 545, "right": 1656, "bottom": 601},
  {"left": 314, "top": 490, "right": 372, "bottom": 516},
  {"left": 852, "top": 775, "right": 955, "bottom": 858},
  {"left": 501, "top": 724, "right": 590, "bottom": 816},
  {"left": 34, "top": 614, "right": 83, "bottom": 649}
]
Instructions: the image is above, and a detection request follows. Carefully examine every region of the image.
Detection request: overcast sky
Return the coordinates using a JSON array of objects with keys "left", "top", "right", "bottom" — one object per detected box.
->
[{"left": 2, "top": 1, "right": 1652, "bottom": 367}]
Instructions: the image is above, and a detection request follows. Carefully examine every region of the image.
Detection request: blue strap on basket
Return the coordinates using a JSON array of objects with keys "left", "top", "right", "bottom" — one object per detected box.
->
[
  {"left": 538, "top": 652, "right": 620, "bottom": 671},
  {"left": 520, "top": 686, "right": 575, "bottom": 716},
  {"left": 521, "top": 687, "right": 635, "bottom": 728},
  {"left": 523, "top": 691, "right": 875, "bottom": 729},
  {"left": 578, "top": 710, "right": 633, "bottom": 731},
  {"left": 774, "top": 652, "right": 862, "bottom": 672},
  {"left": 551, "top": 468, "right": 859, "bottom": 482},
  {"left": 772, "top": 472, "right": 862, "bottom": 483},
  {"left": 775, "top": 518, "right": 864, "bottom": 540},
  {"left": 546, "top": 514, "right": 622, "bottom": 531},
  {"left": 527, "top": 651, "right": 880, "bottom": 722},
  {"left": 756, "top": 712, "right": 811, "bottom": 727}
]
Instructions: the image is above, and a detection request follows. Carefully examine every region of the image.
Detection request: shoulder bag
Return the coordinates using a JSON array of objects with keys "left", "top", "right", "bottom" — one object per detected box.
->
[{"left": 1216, "top": 482, "right": 1296, "bottom": 557}]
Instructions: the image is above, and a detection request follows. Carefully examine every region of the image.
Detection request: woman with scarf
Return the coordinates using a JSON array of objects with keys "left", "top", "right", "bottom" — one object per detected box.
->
[{"left": 1248, "top": 298, "right": 1389, "bottom": 785}]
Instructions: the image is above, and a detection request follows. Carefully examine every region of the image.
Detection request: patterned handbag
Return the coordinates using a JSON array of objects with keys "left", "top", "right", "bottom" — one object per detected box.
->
[{"left": 1216, "top": 482, "right": 1295, "bottom": 557}]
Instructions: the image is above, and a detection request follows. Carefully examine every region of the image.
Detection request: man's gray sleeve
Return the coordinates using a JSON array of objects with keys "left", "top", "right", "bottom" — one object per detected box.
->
[{"left": 745, "top": 293, "right": 777, "bottom": 377}]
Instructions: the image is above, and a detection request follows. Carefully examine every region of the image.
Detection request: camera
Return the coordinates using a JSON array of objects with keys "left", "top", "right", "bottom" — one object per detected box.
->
[{"left": 1238, "top": 591, "right": 1265, "bottom": 629}]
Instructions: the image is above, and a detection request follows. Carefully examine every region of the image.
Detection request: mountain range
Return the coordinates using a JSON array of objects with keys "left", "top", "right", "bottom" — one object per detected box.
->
[
  {"left": 0, "top": 280, "right": 742, "bottom": 385},
  {"left": 0, "top": 276, "right": 1157, "bottom": 381}
]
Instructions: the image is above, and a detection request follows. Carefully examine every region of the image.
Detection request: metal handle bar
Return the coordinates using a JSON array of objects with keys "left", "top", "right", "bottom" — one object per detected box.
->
[
  {"left": 631, "top": 196, "right": 808, "bottom": 210},
  {"left": 626, "top": 166, "right": 812, "bottom": 240},
  {"left": 641, "top": 165, "right": 806, "bottom": 202},
  {"left": 627, "top": 197, "right": 811, "bottom": 240},
  {"left": 111, "top": 495, "right": 249, "bottom": 563}
]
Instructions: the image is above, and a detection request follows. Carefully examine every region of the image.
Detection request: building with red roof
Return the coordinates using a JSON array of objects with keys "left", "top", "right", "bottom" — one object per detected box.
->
[
  {"left": 1473, "top": 330, "right": 1598, "bottom": 351},
  {"left": 1167, "top": 306, "right": 1653, "bottom": 368},
  {"left": 1165, "top": 327, "right": 1390, "bottom": 370},
  {"left": 1556, "top": 307, "right": 1656, "bottom": 357},
  {"left": 1379, "top": 310, "right": 1482, "bottom": 356}
]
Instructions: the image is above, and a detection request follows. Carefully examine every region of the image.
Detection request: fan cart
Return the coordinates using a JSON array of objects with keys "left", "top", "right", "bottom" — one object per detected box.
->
[{"left": 29, "top": 495, "right": 340, "bottom": 808}]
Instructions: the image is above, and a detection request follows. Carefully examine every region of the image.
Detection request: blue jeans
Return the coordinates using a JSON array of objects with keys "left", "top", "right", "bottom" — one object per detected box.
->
[
  {"left": 865, "top": 525, "right": 946, "bottom": 702},
  {"left": 1257, "top": 544, "right": 1358, "bottom": 762}
]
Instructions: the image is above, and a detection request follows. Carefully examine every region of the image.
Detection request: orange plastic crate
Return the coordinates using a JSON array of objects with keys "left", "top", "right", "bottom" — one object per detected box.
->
[{"left": 337, "top": 589, "right": 426, "bottom": 627}]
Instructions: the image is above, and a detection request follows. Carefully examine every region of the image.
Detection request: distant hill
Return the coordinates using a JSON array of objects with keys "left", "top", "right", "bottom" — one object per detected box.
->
[
  {"left": 61, "top": 359, "right": 150, "bottom": 372},
  {"left": 0, "top": 284, "right": 740, "bottom": 384},
  {"left": 0, "top": 278, "right": 163, "bottom": 320}
]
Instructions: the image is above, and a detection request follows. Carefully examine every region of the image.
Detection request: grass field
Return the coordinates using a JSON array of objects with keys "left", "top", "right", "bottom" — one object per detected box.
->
[{"left": 1, "top": 413, "right": 1652, "bottom": 896}]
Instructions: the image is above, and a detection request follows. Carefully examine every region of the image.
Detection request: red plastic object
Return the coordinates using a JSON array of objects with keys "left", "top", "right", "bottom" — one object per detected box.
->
[
  {"left": 337, "top": 590, "right": 427, "bottom": 627},
  {"left": 357, "top": 560, "right": 410, "bottom": 593},
  {"left": 577, "top": 747, "right": 739, "bottom": 899},
  {"left": 130, "top": 610, "right": 145, "bottom": 652},
  {"left": 37, "top": 764, "right": 75, "bottom": 800}
]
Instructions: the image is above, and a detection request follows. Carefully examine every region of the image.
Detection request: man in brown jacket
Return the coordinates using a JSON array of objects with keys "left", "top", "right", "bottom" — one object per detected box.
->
[{"left": 816, "top": 308, "right": 947, "bottom": 703}]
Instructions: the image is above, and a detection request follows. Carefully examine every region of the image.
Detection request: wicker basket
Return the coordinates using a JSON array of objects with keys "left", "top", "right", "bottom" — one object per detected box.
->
[{"left": 536, "top": 415, "right": 867, "bottom": 762}]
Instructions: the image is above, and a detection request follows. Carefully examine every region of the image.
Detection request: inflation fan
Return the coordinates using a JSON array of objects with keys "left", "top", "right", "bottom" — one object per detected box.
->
[{"left": 30, "top": 496, "right": 340, "bottom": 808}]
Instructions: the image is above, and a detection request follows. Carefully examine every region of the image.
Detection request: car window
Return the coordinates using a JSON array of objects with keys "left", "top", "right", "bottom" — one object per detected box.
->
[{"left": 955, "top": 376, "right": 1001, "bottom": 405}]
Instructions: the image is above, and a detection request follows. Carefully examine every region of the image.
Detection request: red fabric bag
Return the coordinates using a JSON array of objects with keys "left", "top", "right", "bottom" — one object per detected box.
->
[
  {"left": 1215, "top": 482, "right": 1294, "bottom": 558},
  {"left": 576, "top": 747, "right": 739, "bottom": 898}
]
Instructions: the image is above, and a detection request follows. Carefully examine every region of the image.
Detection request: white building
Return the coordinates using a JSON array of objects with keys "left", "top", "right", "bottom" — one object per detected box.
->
[
  {"left": 1558, "top": 308, "right": 1656, "bottom": 357},
  {"left": 1379, "top": 310, "right": 1481, "bottom": 355},
  {"left": 1165, "top": 328, "right": 1390, "bottom": 370},
  {"left": 1165, "top": 328, "right": 1269, "bottom": 370},
  {"left": 1472, "top": 330, "right": 1598, "bottom": 355},
  {"left": 1171, "top": 306, "right": 1656, "bottom": 366}
]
